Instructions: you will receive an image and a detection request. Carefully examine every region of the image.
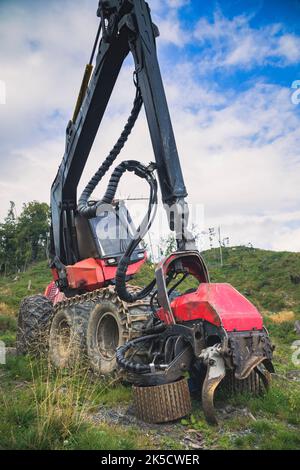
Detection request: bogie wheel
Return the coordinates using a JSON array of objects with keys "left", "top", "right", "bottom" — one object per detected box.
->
[
  {"left": 49, "top": 306, "right": 88, "bottom": 369},
  {"left": 87, "top": 299, "right": 127, "bottom": 375},
  {"left": 17, "top": 295, "right": 54, "bottom": 356}
]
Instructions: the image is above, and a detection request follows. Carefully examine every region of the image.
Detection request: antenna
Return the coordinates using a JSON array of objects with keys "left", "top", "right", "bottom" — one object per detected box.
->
[{"left": 218, "top": 226, "right": 223, "bottom": 267}]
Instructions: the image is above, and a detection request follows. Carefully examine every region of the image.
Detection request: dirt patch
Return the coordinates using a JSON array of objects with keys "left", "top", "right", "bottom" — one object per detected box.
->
[
  {"left": 87, "top": 402, "right": 258, "bottom": 450},
  {"left": 88, "top": 404, "right": 206, "bottom": 449}
]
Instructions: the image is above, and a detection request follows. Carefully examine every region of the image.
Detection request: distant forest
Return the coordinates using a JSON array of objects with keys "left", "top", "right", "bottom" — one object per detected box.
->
[{"left": 0, "top": 201, "right": 50, "bottom": 275}]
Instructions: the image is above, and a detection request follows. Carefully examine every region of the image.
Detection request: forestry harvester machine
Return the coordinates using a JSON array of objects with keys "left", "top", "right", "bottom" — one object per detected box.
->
[{"left": 17, "top": 0, "right": 274, "bottom": 424}]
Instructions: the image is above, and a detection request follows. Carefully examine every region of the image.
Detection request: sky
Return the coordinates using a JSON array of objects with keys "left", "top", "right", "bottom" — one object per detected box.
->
[{"left": 0, "top": 0, "right": 300, "bottom": 253}]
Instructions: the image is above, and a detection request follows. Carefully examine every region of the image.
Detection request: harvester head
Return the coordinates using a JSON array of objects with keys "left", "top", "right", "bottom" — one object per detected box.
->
[{"left": 117, "top": 251, "right": 274, "bottom": 425}]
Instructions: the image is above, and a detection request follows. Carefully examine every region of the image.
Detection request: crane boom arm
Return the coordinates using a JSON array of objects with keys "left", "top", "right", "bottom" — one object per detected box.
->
[{"left": 51, "top": 0, "right": 190, "bottom": 266}]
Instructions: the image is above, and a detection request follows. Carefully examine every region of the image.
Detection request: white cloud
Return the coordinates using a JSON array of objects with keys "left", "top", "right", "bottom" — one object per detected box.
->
[
  {"left": 164, "top": 81, "right": 300, "bottom": 251},
  {"left": 158, "top": 15, "right": 190, "bottom": 47},
  {"left": 193, "top": 12, "right": 300, "bottom": 70},
  {"left": 277, "top": 34, "right": 300, "bottom": 63},
  {"left": 167, "top": 0, "right": 190, "bottom": 8},
  {"left": 0, "top": 1, "right": 300, "bottom": 254}
]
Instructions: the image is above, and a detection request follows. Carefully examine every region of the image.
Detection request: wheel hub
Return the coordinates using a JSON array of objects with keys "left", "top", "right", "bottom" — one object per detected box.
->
[{"left": 96, "top": 313, "right": 119, "bottom": 359}]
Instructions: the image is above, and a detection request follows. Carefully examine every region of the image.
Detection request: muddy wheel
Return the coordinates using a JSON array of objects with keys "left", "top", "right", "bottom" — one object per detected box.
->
[
  {"left": 87, "top": 299, "right": 127, "bottom": 375},
  {"left": 49, "top": 305, "right": 89, "bottom": 368},
  {"left": 17, "top": 295, "right": 54, "bottom": 356}
]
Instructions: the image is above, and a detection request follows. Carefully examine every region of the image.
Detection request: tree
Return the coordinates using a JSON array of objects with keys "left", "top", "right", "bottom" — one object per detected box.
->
[
  {"left": 17, "top": 201, "right": 50, "bottom": 263},
  {"left": 157, "top": 223, "right": 203, "bottom": 259},
  {"left": 159, "top": 233, "right": 177, "bottom": 258},
  {"left": 0, "top": 201, "right": 18, "bottom": 274},
  {"left": 0, "top": 201, "right": 50, "bottom": 274}
]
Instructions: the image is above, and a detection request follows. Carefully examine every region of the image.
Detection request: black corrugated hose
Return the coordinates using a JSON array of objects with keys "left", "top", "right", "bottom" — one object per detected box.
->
[
  {"left": 116, "top": 334, "right": 158, "bottom": 374},
  {"left": 77, "top": 89, "right": 143, "bottom": 218},
  {"left": 104, "top": 160, "right": 158, "bottom": 302}
]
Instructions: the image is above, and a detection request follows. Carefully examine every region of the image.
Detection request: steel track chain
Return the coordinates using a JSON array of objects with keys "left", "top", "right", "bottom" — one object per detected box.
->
[{"left": 53, "top": 284, "right": 152, "bottom": 340}]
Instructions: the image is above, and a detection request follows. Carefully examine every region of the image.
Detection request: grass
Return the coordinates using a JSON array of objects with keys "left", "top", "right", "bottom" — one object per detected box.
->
[
  {"left": 0, "top": 355, "right": 153, "bottom": 450},
  {"left": 229, "top": 379, "right": 300, "bottom": 425},
  {"left": 234, "top": 419, "right": 300, "bottom": 450},
  {"left": 179, "top": 376, "right": 300, "bottom": 450},
  {"left": 0, "top": 247, "right": 300, "bottom": 449},
  {"left": 0, "top": 315, "right": 16, "bottom": 346},
  {"left": 0, "top": 260, "right": 51, "bottom": 313}
]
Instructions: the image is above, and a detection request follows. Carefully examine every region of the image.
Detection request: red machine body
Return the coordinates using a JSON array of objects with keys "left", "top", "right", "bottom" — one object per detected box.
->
[
  {"left": 157, "top": 283, "right": 263, "bottom": 332},
  {"left": 155, "top": 251, "right": 264, "bottom": 334},
  {"left": 48, "top": 254, "right": 146, "bottom": 301}
]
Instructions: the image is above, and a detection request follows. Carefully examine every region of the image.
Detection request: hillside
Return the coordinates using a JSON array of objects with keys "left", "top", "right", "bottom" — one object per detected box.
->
[
  {"left": 205, "top": 246, "right": 300, "bottom": 314},
  {"left": 1, "top": 246, "right": 300, "bottom": 316},
  {"left": 0, "top": 247, "right": 300, "bottom": 450}
]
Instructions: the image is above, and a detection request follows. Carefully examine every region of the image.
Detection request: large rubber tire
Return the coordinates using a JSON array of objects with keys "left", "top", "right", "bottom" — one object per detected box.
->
[
  {"left": 49, "top": 287, "right": 151, "bottom": 374},
  {"left": 87, "top": 299, "right": 127, "bottom": 375},
  {"left": 48, "top": 304, "right": 90, "bottom": 369},
  {"left": 17, "top": 295, "right": 54, "bottom": 356}
]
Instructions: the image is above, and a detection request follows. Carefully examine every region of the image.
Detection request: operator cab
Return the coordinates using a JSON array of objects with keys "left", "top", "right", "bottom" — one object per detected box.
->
[{"left": 75, "top": 201, "right": 145, "bottom": 265}]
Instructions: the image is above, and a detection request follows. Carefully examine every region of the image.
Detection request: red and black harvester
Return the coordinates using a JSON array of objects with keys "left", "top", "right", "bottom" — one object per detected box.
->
[{"left": 18, "top": 0, "right": 274, "bottom": 424}]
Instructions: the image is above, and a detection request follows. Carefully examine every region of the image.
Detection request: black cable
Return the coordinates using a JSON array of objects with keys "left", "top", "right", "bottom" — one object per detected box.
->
[
  {"left": 149, "top": 271, "right": 176, "bottom": 314},
  {"left": 150, "top": 289, "right": 159, "bottom": 314},
  {"left": 84, "top": 158, "right": 158, "bottom": 303},
  {"left": 76, "top": 80, "right": 158, "bottom": 303},
  {"left": 168, "top": 272, "right": 189, "bottom": 297},
  {"left": 114, "top": 164, "right": 158, "bottom": 303},
  {"left": 77, "top": 89, "right": 143, "bottom": 218}
]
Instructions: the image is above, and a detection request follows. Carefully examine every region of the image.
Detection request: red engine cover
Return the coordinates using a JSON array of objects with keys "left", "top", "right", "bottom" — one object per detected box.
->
[
  {"left": 50, "top": 255, "right": 146, "bottom": 293},
  {"left": 157, "top": 283, "right": 263, "bottom": 332}
]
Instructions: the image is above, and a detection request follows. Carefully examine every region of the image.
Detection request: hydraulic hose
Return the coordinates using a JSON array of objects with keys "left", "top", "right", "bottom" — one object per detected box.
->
[
  {"left": 143, "top": 322, "right": 167, "bottom": 335},
  {"left": 98, "top": 159, "right": 158, "bottom": 303},
  {"left": 77, "top": 89, "right": 143, "bottom": 218},
  {"left": 116, "top": 334, "right": 158, "bottom": 374},
  {"left": 114, "top": 168, "right": 158, "bottom": 302},
  {"left": 101, "top": 160, "right": 151, "bottom": 204}
]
